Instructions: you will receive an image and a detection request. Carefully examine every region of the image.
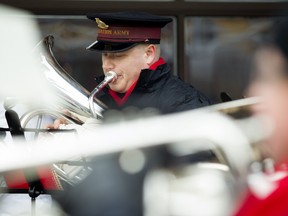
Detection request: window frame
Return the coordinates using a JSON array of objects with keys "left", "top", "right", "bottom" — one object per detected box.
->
[{"left": 2, "top": 0, "right": 288, "bottom": 81}]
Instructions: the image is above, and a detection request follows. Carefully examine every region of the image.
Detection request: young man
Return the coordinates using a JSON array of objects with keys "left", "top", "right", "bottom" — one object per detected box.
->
[
  {"left": 86, "top": 11, "right": 212, "bottom": 115},
  {"left": 233, "top": 17, "right": 288, "bottom": 216}
]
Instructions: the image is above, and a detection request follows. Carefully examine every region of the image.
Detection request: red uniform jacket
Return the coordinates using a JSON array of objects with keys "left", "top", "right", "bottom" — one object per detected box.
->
[{"left": 234, "top": 163, "right": 288, "bottom": 216}]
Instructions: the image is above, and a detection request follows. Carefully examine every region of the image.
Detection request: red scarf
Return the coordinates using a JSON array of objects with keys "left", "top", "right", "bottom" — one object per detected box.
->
[{"left": 108, "top": 57, "right": 165, "bottom": 106}]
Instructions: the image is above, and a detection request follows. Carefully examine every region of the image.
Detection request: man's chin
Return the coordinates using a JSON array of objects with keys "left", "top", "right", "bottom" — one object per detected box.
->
[{"left": 109, "top": 85, "right": 126, "bottom": 93}]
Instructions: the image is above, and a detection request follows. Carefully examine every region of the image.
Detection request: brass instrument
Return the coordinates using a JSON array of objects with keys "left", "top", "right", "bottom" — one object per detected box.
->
[
  {"left": 16, "top": 35, "right": 117, "bottom": 187},
  {"left": 29, "top": 35, "right": 110, "bottom": 122},
  {"left": 89, "top": 71, "right": 117, "bottom": 118}
]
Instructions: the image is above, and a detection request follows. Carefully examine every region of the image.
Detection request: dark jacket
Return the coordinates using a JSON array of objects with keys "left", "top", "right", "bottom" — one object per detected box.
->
[{"left": 95, "top": 63, "right": 213, "bottom": 115}]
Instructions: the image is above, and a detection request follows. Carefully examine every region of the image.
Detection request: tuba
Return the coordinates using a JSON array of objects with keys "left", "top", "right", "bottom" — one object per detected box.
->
[
  {"left": 38, "top": 35, "right": 105, "bottom": 119},
  {"left": 16, "top": 35, "right": 116, "bottom": 187},
  {"left": 20, "top": 34, "right": 116, "bottom": 126}
]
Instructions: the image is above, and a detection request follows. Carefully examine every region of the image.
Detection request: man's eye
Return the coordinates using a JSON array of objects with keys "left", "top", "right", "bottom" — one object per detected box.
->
[{"left": 115, "top": 53, "right": 125, "bottom": 57}]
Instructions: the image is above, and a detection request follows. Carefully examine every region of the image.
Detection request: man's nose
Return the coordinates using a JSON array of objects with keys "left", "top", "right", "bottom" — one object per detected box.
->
[{"left": 102, "top": 58, "right": 115, "bottom": 71}]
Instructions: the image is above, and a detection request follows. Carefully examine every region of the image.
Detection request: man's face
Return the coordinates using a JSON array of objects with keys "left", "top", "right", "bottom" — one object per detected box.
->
[
  {"left": 102, "top": 45, "right": 149, "bottom": 93},
  {"left": 248, "top": 47, "right": 288, "bottom": 164}
]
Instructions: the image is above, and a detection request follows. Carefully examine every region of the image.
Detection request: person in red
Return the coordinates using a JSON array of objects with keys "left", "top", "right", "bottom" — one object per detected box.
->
[
  {"left": 233, "top": 17, "right": 288, "bottom": 216},
  {"left": 86, "top": 11, "right": 212, "bottom": 115}
]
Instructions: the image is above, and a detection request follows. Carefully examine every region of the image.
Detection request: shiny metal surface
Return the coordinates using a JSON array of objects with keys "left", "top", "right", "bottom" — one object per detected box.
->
[
  {"left": 37, "top": 35, "right": 107, "bottom": 120},
  {"left": 89, "top": 71, "right": 117, "bottom": 118}
]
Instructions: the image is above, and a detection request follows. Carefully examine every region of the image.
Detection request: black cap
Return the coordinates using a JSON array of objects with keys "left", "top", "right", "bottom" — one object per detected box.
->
[{"left": 86, "top": 11, "right": 172, "bottom": 52}]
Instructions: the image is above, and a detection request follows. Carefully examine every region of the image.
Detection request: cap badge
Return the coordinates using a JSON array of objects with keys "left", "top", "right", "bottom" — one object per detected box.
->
[{"left": 95, "top": 18, "right": 109, "bottom": 30}]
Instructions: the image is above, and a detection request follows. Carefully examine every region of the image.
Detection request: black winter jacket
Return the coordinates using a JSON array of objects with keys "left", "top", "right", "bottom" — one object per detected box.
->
[{"left": 95, "top": 63, "right": 213, "bottom": 115}]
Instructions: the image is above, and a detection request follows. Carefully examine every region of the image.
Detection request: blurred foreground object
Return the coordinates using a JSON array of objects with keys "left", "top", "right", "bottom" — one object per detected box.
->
[
  {"left": 0, "top": 4, "right": 70, "bottom": 216},
  {"left": 233, "top": 16, "right": 288, "bottom": 216},
  {"left": 0, "top": 105, "right": 269, "bottom": 215},
  {"left": 0, "top": 4, "right": 55, "bottom": 107}
]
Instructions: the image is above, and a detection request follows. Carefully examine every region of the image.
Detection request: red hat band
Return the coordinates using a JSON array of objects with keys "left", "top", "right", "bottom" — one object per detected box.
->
[{"left": 97, "top": 25, "right": 161, "bottom": 43}]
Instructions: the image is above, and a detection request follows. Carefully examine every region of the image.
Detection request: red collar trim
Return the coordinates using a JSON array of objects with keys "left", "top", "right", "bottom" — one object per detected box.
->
[
  {"left": 149, "top": 57, "right": 166, "bottom": 70},
  {"left": 108, "top": 58, "right": 165, "bottom": 106},
  {"left": 109, "top": 80, "right": 138, "bottom": 107}
]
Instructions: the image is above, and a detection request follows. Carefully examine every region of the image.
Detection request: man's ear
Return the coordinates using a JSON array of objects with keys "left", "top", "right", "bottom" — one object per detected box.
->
[{"left": 145, "top": 44, "right": 157, "bottom": 65}]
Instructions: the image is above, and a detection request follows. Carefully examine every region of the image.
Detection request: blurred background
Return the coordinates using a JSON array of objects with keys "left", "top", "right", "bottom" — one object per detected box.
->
[{"left": 2, "top": 0, "right": 286, "bottom": 103}]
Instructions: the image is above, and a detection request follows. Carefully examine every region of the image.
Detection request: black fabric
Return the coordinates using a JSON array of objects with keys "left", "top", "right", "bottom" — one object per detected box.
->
[
  {"left": 86, "top": 11, "right": 171, "bottom": 52},
  {"left": 52, "top": 146, "right": 170, "bottom": 216},
  {"left": 95, "top": 63, "right": 213, "bottom": 115},
  {"left": 88, "top": 41, "right": 138, "bottom": 53},
  {"left": 87, "top": 11, "right": 172, "bottom": 27}
]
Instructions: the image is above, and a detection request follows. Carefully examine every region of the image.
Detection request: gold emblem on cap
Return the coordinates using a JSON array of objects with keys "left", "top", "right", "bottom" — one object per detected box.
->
[{"left": 95, "top": 18, "right": 109, "bottom": 30}]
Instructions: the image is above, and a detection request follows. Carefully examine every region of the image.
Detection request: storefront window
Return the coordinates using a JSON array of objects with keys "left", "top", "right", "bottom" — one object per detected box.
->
[{"left": 185, "top": 17, "right": 273, "bottom": 103}]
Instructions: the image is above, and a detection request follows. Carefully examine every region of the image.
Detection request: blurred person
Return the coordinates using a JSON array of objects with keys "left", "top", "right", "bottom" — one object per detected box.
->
[
  {"left": 233, "top": 17, "right": 288, "bottom": 216},
  {"left": 48, "top": 11, "right": 212, "bottom": 129}
]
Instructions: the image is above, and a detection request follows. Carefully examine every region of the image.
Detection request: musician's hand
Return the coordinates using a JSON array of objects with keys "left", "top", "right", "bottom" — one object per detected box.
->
[
  {"left": 46, "top": 109, "right": 101, "bottom": 130},
  {"left": 46, "top": 118, "right": 67, "bottom": 130},
  {"left": 45, "top": 109, "right": 79, "bottom": 129}
]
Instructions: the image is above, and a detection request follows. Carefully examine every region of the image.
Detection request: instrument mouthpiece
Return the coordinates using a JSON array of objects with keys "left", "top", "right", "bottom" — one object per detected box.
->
[{"left": 105, "top": 71, "right": 117, "bottom": 83}]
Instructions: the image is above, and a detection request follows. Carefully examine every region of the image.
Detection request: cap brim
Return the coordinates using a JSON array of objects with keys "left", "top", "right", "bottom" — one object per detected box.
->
[{"left": 86, "top": 40, "right": 137, "bottom": 53}]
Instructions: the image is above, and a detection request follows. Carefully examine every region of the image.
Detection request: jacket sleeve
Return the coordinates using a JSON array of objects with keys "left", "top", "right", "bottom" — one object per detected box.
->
[{"left": 160, "top": 81, "right": 213, "bottom": 114}]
